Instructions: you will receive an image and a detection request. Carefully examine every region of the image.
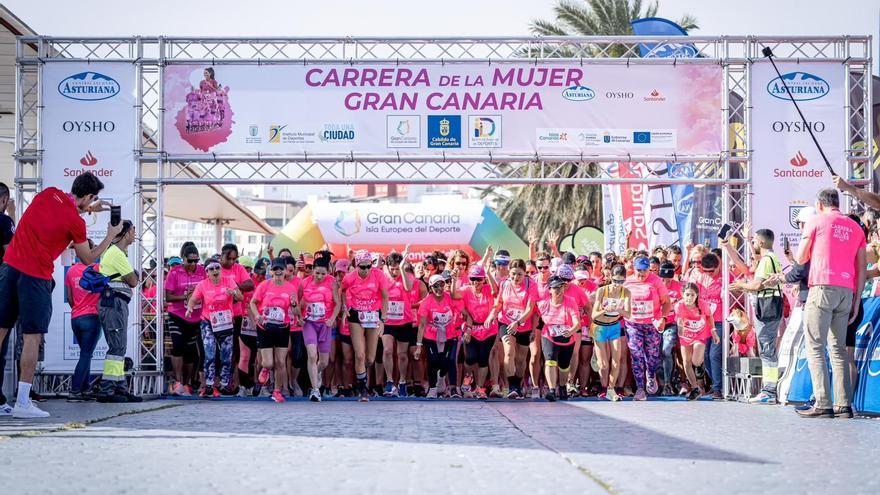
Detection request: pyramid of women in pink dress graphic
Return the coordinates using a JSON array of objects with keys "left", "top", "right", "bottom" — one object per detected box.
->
[{"left": 174, "top": 68, "right": 234, "bottom": 152}]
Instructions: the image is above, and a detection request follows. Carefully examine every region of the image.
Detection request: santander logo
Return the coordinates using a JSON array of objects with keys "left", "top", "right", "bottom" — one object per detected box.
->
[
  {"left": 80, "top": 150, "right": 98, "bottom": 166},
  {"left": 790, "top": 151, "right": 808, "bottom": 167},
  {"left": 65, "top": 150, "right": 114, "bottom": 177}
]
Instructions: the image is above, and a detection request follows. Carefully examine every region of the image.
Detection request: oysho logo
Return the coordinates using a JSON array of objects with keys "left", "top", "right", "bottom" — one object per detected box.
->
[
  {"left": 62, "top": 120, "right": 115, "bottom": 133},
  {"left": 772, "top": 121, "right": 825, "bottom": 133},
  {"left": 605, "top": 91, "right": 634, "bottom": 99},
  {"left": 561, "top": 85, "right": 595, "bottom": 101},
  {"left": 58, "top": 72, "right": 120, "bottom": 101},
  {"left": 643, "top": 89, "right": 666, "bottom": 102},
  {"left": 767, "top": 72, "right": 830, "bottom": 101}
]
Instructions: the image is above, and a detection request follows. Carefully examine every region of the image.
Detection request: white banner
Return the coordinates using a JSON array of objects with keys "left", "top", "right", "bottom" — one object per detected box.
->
[
  {"left": 751, "top": 62, "right": 845, "bottom": 261},
  {"left": 41, "top": 63, "right": 138, "bottom": 372},
  {"left": 312, "top": 202, "right": 484, "bottom": 245},
  {"left": 162, "top": 64, "right": 722, "bottom": 157},
  {"left": 602, "top": 181, "right": 627, "bottom": 254}
]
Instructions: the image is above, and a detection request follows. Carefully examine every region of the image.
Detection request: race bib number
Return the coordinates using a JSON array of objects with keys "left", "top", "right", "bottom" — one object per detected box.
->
[
  {"left": 388, "top": 301, "right": 405, "bottom": 319},
  {"left": 432, "top": 312, "right": 451, "bottom": 328},
  {"left": 210, "top": 309, "right": 233, "bottom": 333},
  {"left": 685, "top": 319, "right": 705, "bottom": 331},
  {"left": 506, "top": 309, "right": 523, "bottom": 321},
  {"left": 549, "top": 324, "right": 567, "bottom": 337},
  {"left": 263, "top": 306, "right": 286, "bottom": 325},
  {"left": 306, "top": 302, "right": 326, "bottom": 321},
  {"left": 358, "top": 310, "right": 380, "bottom": 328},
  {"left": 241, "top": 316, "right": 257, "bottom": 336},
  {"left": 632, "top": 300, "right": 654, "bottom": 319},
  {"left": 603, "top": 298, "right": 621, "bottom": 316}
]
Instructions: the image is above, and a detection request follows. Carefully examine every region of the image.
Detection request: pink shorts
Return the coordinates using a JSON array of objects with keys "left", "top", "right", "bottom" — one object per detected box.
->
[
  {"left": 679, "top": 327, "right": 711, "bottom": 347},
  {"left": 302, "top": 320, "right": 332, "bottom": 353}
]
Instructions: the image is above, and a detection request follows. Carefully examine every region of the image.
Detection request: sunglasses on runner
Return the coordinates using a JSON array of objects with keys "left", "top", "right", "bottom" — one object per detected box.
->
[
  {"left": 186, "top": 258, "right": 199, "bottom": 264},
  {"left": 469, "top": 277, "right": 484, "bottom": 283},
  {"left": 304, "top": 264, "right": 313, "bottom": 270},
  {"left": 358, "top": 265, "right": 371, "bottom": 270},
  {"left": 455, "top": 261, "right": 468, "bottom": 267},
  {"left": 537, "top": 265, "right": 550, "bottom": 270},
  {"left": 431, "top": 283, "right": 445, "bottom": 290},
  {"left": 611, "top": 278, "right": 625, "bottom": 284}
]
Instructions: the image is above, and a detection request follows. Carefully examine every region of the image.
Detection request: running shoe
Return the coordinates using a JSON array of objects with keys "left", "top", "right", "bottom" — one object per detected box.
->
[
  {"left": 450, "top": 387, "right": 462, "bottom": 399},
  {"left": 463, "top": 390, "right": 475, "bottom": 399},
  {"left": 661, "top": 383, "right": 674, "bottom": 397},
  {"left": 259, "top": 386, "right": 272, "bottom": 398},
  {"left": 559, "top": 386, "right": 569, "bottom": 401},
  {"left": 436, "top": 372, "right": 447, "bottom": 395},
  {"left": 545, "top": 389, "right": 557, "bottom": 402},
  {"left": 530, "top": 387, "right": 540, "bottom": 399},
  {"left": 30, "top": 391, "right": 47, "bottom": 403},
  {"left": 694, "top": 365, "right": 705, "bottom": 380},
  {"left": 462, "top": 374, "right": 473, "bottom": 394},
  {"left": 398, "top": 383, "right": 408, "bottom": 398},
  {"left": 258, "top": 368, "right": 270, "bottom": 385},
  {"left": 0, "top": 403, "right": 13, "bottom": 416},
  {"left": 212, "top": 387, "right": 221, "bottom": 399},
  {"left": 383, "top": 381, "right": 395, "bottom": 397},
  {"left": 172, "top": 383, "right": 185, "bottom": 396},
  {"left": 426, "top": 387, "right": 439, "bottom": 399},
  {"left": 67, "top": 392, "right": 89, "bottom": 403},
  {"left": 489, "top": 385, "right": 503, "bottom": 398},
  {"left": 359, "top": 387, "right": 370, "bottom": 402},
  {"left": 334, "top": 387, "right": 348, "bottom": 398},
  {"left": 391, "top": 385, "right": 400, "bottom": 398},
  {"left": 597, "top": 391, "right": 607, "bottom": 400},
  {"left": 606, "top": 387, "right": 621, "bottom": 402},
  {"left": 747, "top": 392, "right": 777, "bottom": 405},
  {"left": 198, "top": 387, "right": 210, "bottom": 398},
  {"left": 183, "top": 385, "right": 193, "bottom": 397},
  {"left": 634, "top": 389, "right": 647, "bottom": 401},
  {"left": 237, "top": 387, "right": 252, "bottom": 398},
  {"left": 687, "top": 387, "right": 702, "bottom": 401},
  {"left": 476, "top": 389, "right": 488, "bottom": 400},
  {"left": 272, "top": 389, "right": 286, "bottom": 403},
  {"left": 566, "top": 383, "right": 578, "bottom": 397},
  {"left": 506, "top": 388, "right": 519, "bottom": 400},
  {"left": 309, "top": 388, "right": 321, "bottom": 402},
  {"left": 678, "top": 386, "right": 689, "bottom": 397},
  {"left": 11, "top": 401, "right": 49, "bottom": 418},
  {"left": 712, "top": 390, "right": 724, "bottom": 400},
  {"left": 646, "top": 375, "right": 658, "bottom": 395}
]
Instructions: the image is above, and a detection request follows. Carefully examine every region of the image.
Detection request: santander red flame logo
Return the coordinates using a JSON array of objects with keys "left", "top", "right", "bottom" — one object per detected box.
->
[
  {"left": 80, "top": 150, "right": 98, "bottom": 166},
  {"left": 790, "top": 151, "right": 808, "bottom": 167},
  {"left": 650, "top": 89, "right": 660, "bottom": 97}
]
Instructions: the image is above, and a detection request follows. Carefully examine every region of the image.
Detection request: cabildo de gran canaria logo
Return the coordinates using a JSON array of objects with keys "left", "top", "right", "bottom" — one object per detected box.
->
[
  {"left": 334, "top": 209, "right": 361, "bottom": 237},
  {"left": 58, "top": 72, "right": 120, "bottom": 101},
  {"left": 767, "top": 72, "right": 829, "bottom": 101}
]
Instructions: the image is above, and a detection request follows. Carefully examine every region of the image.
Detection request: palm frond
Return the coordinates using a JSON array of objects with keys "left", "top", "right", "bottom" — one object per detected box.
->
[
  {"left": 554, "top": 0, "right": 600, "bottom": 35},
  {"left": 645, "top": 1, "right": 659, "bottom": 18},
  {"left": 676, "top": 14, "right": 699, "bottom": 32},
  {"left": 529, "top": 19, "right": 571, "bottom": 37}
]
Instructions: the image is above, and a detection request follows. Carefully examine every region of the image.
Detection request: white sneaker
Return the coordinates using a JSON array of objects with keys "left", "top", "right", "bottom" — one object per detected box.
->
[
  {"left": 0, "top": 403, "right": 12, "bottom": 416},
  {"left": 12, "top": 401, "right": 50, "bottom": 418},
  {"left": 646, "top": 375, "right": 658, "bottom": 395},
  {"left": 530, "top": 387, "right": 540, "bottom": 399},
  {"left": 426, "top": 387, "right": 439, "bottom": 399},
  {"left": 309, "top": 388, "right": 322, "bottom": 402},
  {"left": 237, "top": 387, "right": 251, "bottom": 398},
  {"left": 606, "top": 387, "right": 621, "bottom": 402},
  {"left": 259, "top": 387, "right": 272, "bottom": 398}
]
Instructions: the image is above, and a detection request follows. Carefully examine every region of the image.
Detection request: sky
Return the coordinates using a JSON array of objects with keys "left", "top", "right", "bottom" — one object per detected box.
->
[{"left": 5, "top": 0, "right": 876, "bottom": 199}]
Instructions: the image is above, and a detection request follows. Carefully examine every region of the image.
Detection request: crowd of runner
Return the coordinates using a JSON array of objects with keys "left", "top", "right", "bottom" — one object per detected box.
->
[{"left": 126, "top": 235, "right": 761, "bottom": 404}]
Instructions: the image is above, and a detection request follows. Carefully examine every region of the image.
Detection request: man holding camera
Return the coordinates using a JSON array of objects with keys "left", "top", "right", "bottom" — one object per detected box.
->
[{"left": 0, "top": 172, "right": 122, "bottom": 417}]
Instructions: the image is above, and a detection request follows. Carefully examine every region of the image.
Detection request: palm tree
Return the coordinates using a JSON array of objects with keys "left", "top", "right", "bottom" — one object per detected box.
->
[{"left": 486, "top": 0, "right": 698, "bottom": 250}]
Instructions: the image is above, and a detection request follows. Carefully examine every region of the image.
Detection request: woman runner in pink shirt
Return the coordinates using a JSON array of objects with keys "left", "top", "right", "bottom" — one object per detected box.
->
[
  {"left": 674, "top": 283, "right": 719, "bottom": 400},
  {"left": 453, "top": 265, "right": 499, "bottom": 399},
  {"left": 186, "top": 257, "right": 243, "bottom": 399},
  {"left": 380, "top": 250, "right": 415, "bottom": 398},
  {"left": 299, "top": 252, "right": 341, "bottom": 402},
  {"left": 164, "top": 244, "right": 206, "bottom": 396},
  {"left": 413, "top": 274, "right": 461, "bottom": 399},
  {"left": 536, "top": 277, "right": 582, "bottom": 402},
  {"left": 623, "top": 256, "right": 671, "bottom": 401},
  {"left": 249, "top": 257, "right": 300, "bottom": 403},
  {"left": 341, "top": 250, "right": 390, "bottom": 401}
]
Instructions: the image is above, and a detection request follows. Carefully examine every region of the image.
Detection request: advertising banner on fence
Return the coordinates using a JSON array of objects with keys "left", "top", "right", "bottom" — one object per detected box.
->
[
  {"left": 41, "top": 62, "right": 138, "bottom": 372},
  {"left": 162, "top": 63, "right": 722, "bottom": 157},
  {"left": 751, "top": 62, "right": 845, "bottom": 260}
]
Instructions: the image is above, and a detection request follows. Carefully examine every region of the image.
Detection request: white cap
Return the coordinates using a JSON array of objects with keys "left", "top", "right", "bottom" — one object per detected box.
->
[{"left": 796, "top": 206, "right": 817, "bottom": 223}]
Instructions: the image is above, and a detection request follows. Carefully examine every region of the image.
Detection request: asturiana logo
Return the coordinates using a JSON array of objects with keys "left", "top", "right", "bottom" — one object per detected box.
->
[
  {"left": 767, "top": 72, "right": 829, "bottom": 102},
  {"left": 58, "top": 72, "right": 120, "bottom": 101},
  {"left": 562, "top": 85, "right": 595, "bottom": 101}
]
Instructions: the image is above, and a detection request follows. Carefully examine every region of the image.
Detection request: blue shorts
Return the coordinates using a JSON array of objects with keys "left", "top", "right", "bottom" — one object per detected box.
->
[{"left": 592, "top": 321, "right": 622, "bottom": 343}]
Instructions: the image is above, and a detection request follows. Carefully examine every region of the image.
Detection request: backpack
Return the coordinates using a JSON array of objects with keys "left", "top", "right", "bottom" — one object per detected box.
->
[{"left": 78, "top": 265, "right": 118, "bottom": 294}]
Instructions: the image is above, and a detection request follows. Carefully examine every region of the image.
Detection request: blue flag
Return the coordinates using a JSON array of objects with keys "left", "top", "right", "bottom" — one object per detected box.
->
[{"left": 631, "top": 17, "right": 698, "bottom": 58}]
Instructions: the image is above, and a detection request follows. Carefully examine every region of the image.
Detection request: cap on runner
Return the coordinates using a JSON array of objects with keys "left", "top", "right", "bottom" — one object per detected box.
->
[
  {"left": 574, "top": 269, "right": 590, "bottom": 281},
  {"left": 429, "top": 274, "right": 445, "bottom": 286},
  {"left": 270, "top": 257, "right": 287, "bottom": 271},
  {"left": 634, "top": 256, "right": 650, "bottom": 271},
  {"left": 548, "top": 276, "right": 566, "bottom": 289},
  {"left": 168, "top": 256, "right": 183, "bottom": 267},
  {"left": 335, "top": 259, "right": 350, "bottom": 272},
  {"left": 562, "top": 252, "right": 577, "bottom": 265},
  {"left": 239, "top": 256, "right": 254, "bottom": 269},
  {"left": 659, "top": 261, "right": 676, "bottom": 279},
  {"left": 354, "top": 250, "right": 372, "bottom": 266},
  {"left": 556, "top": 264, "right": 575, "bottom": 280},
  {"left": 468, "top": 265, "right": 486, "bottom": 279}
]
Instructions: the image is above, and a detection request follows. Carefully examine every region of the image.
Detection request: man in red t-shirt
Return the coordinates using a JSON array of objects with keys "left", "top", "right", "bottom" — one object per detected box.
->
[{"left": 0, "top": 172, "right": 122, "bottom": 418}]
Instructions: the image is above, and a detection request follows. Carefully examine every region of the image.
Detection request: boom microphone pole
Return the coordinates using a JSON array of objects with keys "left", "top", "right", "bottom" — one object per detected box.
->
[{"left": 761, "top": 46, "right": 837, "bottom": 177}]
